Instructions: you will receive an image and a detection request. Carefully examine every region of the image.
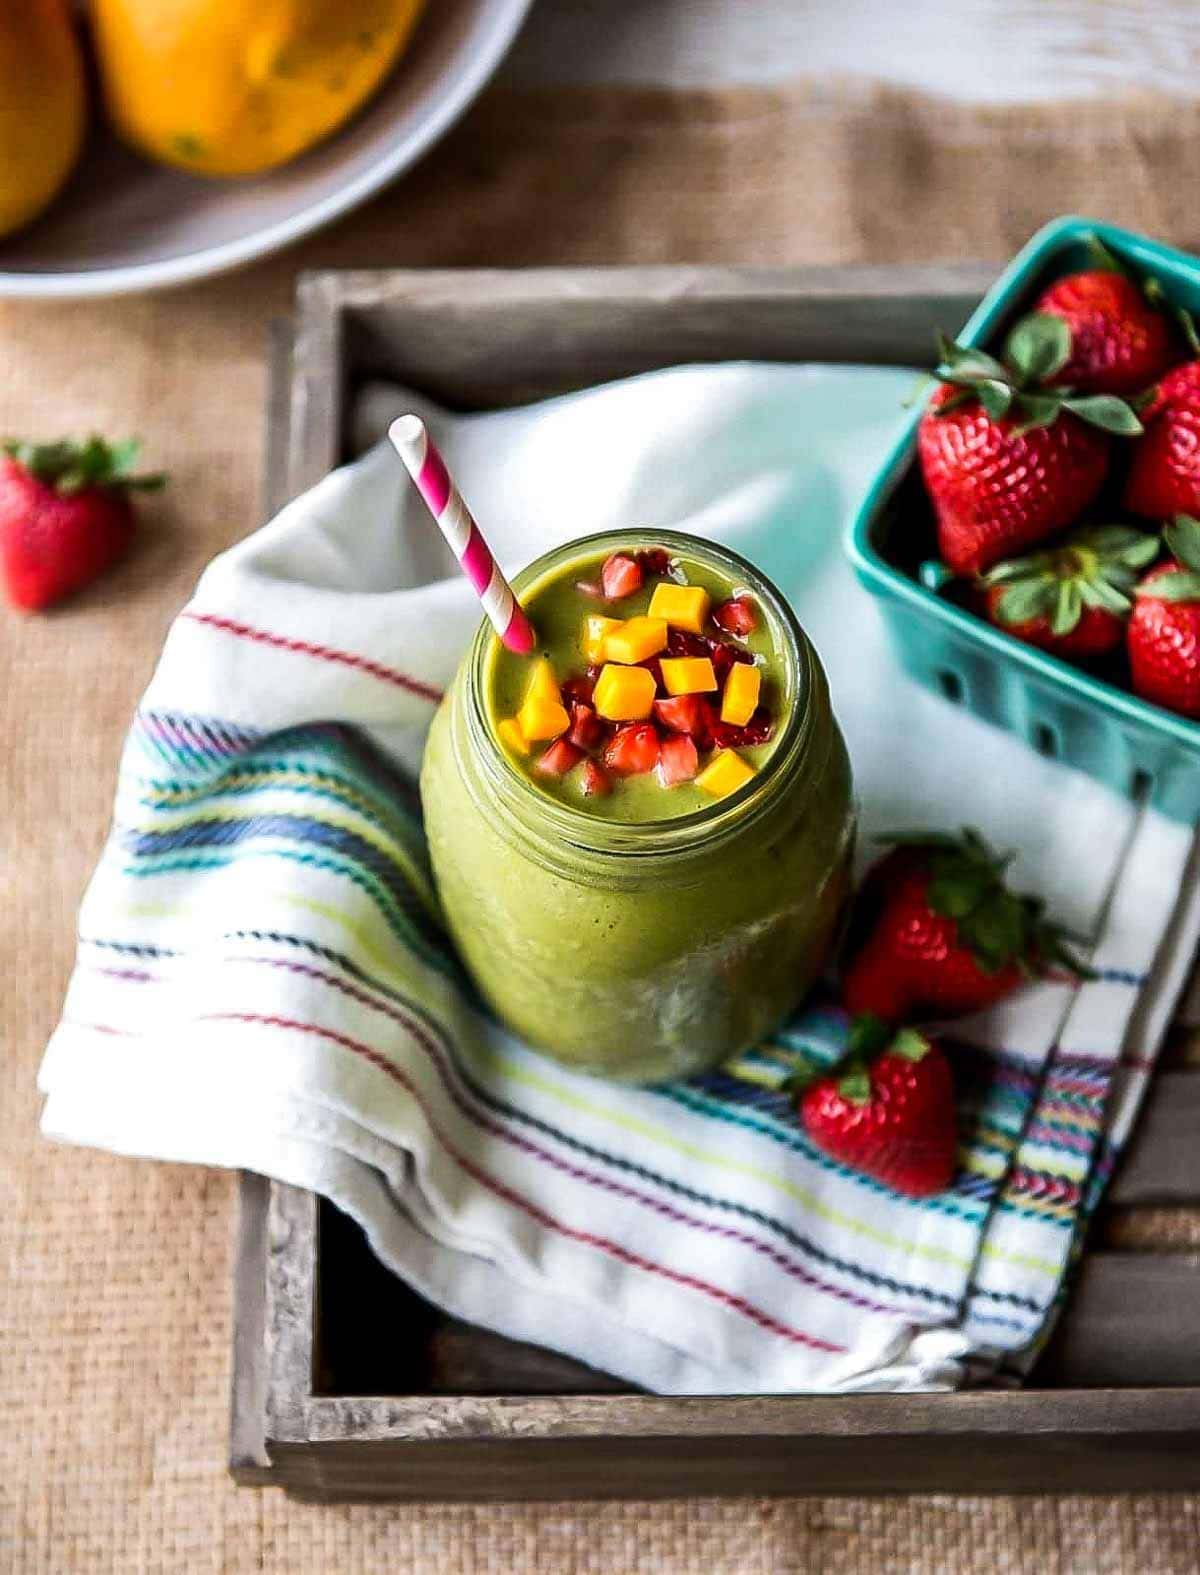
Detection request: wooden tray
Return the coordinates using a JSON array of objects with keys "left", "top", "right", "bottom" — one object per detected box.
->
[{"left": 231, "top": 265, "right": 1200, "bottom": 1503}]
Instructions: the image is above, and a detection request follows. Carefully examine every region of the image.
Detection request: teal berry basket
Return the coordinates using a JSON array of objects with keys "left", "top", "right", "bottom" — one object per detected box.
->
[{"left": 846, "top": 215, "right": 1200, "bottom": 823}]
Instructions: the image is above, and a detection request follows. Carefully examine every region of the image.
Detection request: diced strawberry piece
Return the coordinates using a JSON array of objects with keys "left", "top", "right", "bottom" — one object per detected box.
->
[
  {"left": 653, "top": 694, "right": 711, "bottom": 740},
  {"left": 636, "top": 547, "right": 673, "bottom": 578},
  {"left": 709, "top": 706, "right": 774, "bottom": 749},
  {"left": 579, "top": 759, "right": 612, "bottom": 797},
  {"left": 601, "top": 553, "right": 644, "bottom": 600},
  {"left": 637, "top": 655, "right": 664, "bottom": 690},
  {"left": 666, "top": 627, "right": 709, "bottom": 659},
  {"left": 712, "top": 596, "right": 758, "bottom": 637},
  {"left": 657, "top": 732, "right": 699, "bottom": 786},
  {"left": 535, "top": 738, "right": 584, "bottom": 777},
  {"left": 576, "top": 579, "right": 605, "bottom": 599},
  {"left": 603, "top": 722, "right": 660, "bottom": 776},
  {"left": 561, "top": 673, "right": 596, "bottom": 708},
  {"left": 568, "top": 702, "right": 606, "bottom": 751}
]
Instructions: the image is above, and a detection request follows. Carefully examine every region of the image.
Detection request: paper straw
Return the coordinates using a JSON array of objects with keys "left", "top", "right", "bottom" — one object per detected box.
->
[{"left": 389, "top": 415, "right": 537, "bottom": 654}]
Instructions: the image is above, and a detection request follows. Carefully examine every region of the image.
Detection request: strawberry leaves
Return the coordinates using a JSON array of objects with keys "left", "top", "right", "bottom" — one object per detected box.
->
[
  {"left": 1139, "top": 515, "right": 1200, "bottom": 603},
  {"left": 931, "top": 323, "right": 1143, "bottom": 436},
  {"left": 2, "top": 437, "right": 166, "bottom": 495},
  {"left": 985, "top": 523, "right": 1160, "bottom": 635}
]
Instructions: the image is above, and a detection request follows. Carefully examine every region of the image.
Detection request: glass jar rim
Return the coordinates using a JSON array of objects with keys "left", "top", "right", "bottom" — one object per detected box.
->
[{"left": 465, "top": 528, "right": 817, "bottom": 861}]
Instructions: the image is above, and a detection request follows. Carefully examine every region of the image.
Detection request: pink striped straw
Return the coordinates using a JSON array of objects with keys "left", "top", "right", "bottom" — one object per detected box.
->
[{"left": 389, "top": 414, "right": 537, "bottom": 654}]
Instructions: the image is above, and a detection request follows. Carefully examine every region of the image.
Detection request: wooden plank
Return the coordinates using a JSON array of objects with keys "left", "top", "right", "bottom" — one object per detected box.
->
[
  {"left": 297, "top": 263, "right": 994, "bottom": 415},
  {"left": 1039, "top": 1254, "right": 1200, "bottom": 1387},
  {"left": 1108, "top": 1071, "right": 1200, "bottom": 1205},
  {"left": 229, "top": 1172, "right": 274, "bottom": 1485}
]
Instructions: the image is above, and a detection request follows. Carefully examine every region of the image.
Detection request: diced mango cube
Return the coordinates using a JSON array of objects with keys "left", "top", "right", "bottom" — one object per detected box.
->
[
  {"left": 603, "top": 616, "right": 668, "bottom": 665},
  {"left": 720, "top": 662, "right": 762, "bottom": 726},
  {"left": 497, "top": 717, "right": 530, "bottom": 756},
  {"left": 659, "top": 656, "right": 717, "bottom": 696},
  {"left": 647, "top": 582, "right": 711, "bottom": 634},
  {"left": 696, "top": 748, "right": 756, "bottom": 799},
  {"left": 582, "top": 614, "right": 623, "bottom": 665},
  {"left": 593, "top": 663, "right": 658, "bottom": 721},
  {"left": 518, "top": 695, "right": 570, "bottom": 742},
  {"left": 525, "top": 658, "right": 562, "bottom": 707}
]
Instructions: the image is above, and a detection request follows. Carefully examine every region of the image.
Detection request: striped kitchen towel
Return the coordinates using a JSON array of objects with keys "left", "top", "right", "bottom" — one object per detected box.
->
[{"left": 40, "top": 364, "right": 1200, "bottom": 1392}]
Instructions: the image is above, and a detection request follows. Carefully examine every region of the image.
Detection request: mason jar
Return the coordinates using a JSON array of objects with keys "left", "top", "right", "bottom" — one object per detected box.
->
[{"left": 420, "top": 530, "right": 854, "bottom": 1082}]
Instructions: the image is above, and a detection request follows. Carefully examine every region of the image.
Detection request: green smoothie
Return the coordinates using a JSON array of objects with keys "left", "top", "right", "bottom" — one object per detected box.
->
[
  {"left": 421, "top": 530, "right": 854, "bottom": 1082},
  {"left": 487, "top": 544, "right": 789, "bottom": 821}
]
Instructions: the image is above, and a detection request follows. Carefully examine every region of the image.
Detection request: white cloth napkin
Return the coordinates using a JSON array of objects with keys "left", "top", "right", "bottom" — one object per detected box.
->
[{"left": 40, "top": 364, "right": 1198, "bottom": 1393}]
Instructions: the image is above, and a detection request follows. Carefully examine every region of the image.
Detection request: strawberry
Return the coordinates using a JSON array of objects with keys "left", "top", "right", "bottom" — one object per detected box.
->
[
  {"left": 1124, "top": 361, "right": 1200, "bottom": 521},
  {"left": 535, "top": 738, "right": 583, "bottom": 778},
  {"left": 918, "top": 322, "right": 1141, "bottom": 575},
  {"left": 653, "top": 694, "right": 711, "bottom": 739},
  {"left": 0, "top": 437, "right": 165, "bottom": 611},
  {"left": 1034, "top": 269, "right": 1176, "bottom": 395},
  {"left": 635, "top": 547, "right": 674, "bottom": 577},
  {"left": 708, "top": 707, "right": 774, "bottom": 750},
  {"left": 656, "top": 732, "right": 698, "bottom": 786},
  {"left": 567, "top": 702, "right": 607, "bottom": 752},
  {"left": 601, "top": 553, "right": 643, "bottom": 600},
  {"left": 561, "top": 673, "right": 596, "bottom": 708},
  {"left": 981, "top": 523, "right": 1159, "bottom": 660},
  {"left": 712, "top": 596, "right": 758, "bottom": 637},
  {"left": 796, "top": 1016, "right": 957, "bottom": 1198},
  {"left": 1127, "top": 516, "right": 1200, "bottom": 718},
  {"left": 603, "top": 722, "right": 660, "bottom": 776},
  {"left": 841, "top": 829, "right": 1083, "bottom": 1023},
  {"left": 579, "top": 759, "right": 612, "bottom": 797}
]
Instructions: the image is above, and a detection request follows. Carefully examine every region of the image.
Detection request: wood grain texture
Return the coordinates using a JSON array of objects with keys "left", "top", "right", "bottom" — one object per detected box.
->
[{"left": 236, "top": 264, "right": 1200, "bottom": 1505}]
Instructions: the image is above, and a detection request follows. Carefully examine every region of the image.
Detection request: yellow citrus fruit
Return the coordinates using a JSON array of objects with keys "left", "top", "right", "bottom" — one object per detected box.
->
[
  {"left": 0, "top": 0, "right": 86, "bottom": 239},
  {"left": 90, "top": 0, "right": 429, "bottom": 178}
]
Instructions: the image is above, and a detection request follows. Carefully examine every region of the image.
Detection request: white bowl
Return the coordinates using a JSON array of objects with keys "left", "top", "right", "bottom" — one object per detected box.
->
[{"left": 0, "top": 0, "right": 533, "bottom": 299}]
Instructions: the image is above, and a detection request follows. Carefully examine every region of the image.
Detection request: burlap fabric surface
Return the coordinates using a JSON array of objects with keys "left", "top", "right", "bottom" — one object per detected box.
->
[{"left": 5, "top": 83, "right": 1200, "bottom": 1574}]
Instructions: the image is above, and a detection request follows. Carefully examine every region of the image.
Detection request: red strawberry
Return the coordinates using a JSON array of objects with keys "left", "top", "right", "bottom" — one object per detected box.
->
[
  {"left": 567, "top": 702, "right": 607, "bottom": 752},
  {"left": 653, "top": 694, "right": 711, "bottom": 739},
  {"left": 841, "top": 830, "right": 1082, "bottom": 1023},
  {"left": 1034, "top": 270, "right": 1175, "bottom": 395},
  {"left": 0, "top": 437, "right": 165, "bottom": 612},
  {"left": 579, "top": 759, "right": 612, "bottom": 797},
  {"left": 656, "top": 732, "right": 698, "bottom": 786},
  {"left": 1124, "top": 361, "right": 1200, "bottom": 520},
  {"left": 561, "top": 673, "right": 596, "bottom": 708},
  {"left": 708, "top": 706, "right": 774, "bottom": 750},
  {"left": 797, "top": 1017, "right": 957, "bottom": 1198},
  {"left": 603, "top": 722, "right": 660, "bottom": 776},
  {"left": 635, "top": 547, "right": 674, "bottom": 577},
  {"left": 918, "top": 324, "right": 1140, "bottom": 575},
  {"left": 1127, "top": 517, "right": 1200, "bottom": 718},
  {"left": 535, "top": 738, "right": 583, "bottom": 778},
  {"left": 712, "top": 596, "right": 758, "bottom": 637},
  {"left": 981, "top": 523, "right": 1159, "bottom": 661},
  {"left": 601, "top": 553, "right": 643, "bottom": 600}
]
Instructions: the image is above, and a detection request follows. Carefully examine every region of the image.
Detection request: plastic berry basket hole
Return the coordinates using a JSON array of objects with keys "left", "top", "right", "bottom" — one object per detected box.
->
[{"left": 846, "top": 215, "right": 1200, "bottom": 824}]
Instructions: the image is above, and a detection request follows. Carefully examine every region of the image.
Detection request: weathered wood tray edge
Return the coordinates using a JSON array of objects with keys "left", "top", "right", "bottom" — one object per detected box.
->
[{"left": 231, "top": 265, "right": 1200, "bottom": 1503}]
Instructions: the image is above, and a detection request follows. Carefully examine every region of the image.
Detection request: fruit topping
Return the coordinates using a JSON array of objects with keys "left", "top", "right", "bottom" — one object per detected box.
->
[
  {"left": 517, "top": 658, "right": 570, "bottom": 741},
  {"left": 635, "top": 547, "right": 674, "bottom": 577},
  {"left": 603, "top": 722, "right": 661, "bottom": 776},
  {"left": 601, "top": 553, "right": 644, "bottom": 600},
  {"left": 604, "top": 616, "right": 668, "bottom": 665},
  {"left": 695, "top": 748, "right": 756, "bottom": 799},
  {"left": 535, "top": 738, "right": 584, "bottom": 778},
  {"left": 579, "top": 758, "right": 613, "bottom": 797},
  {"left": 560, "top": 672, "right": 596, "bottom": 708},
  {"left": 567, "top": 702, "right": 607, "bottom": 751},
  {"left": 593, "top": 663, "right": 658, "bottom": 721},
  {"left": 709, "top": 707, "right": 774, "bottom": 749},
  {"left": 720, "top": 662, "right": 762, "bottom": 726},
  {"left": 582, "top": 614, "right": 623, "bottom": 665},
  {"left": 653, "top": 694, "right": 713, "bottom": 740},
  {"left": 647, "top": 582, "right": 711, "bottom": 633},
  {"left": 659, "top": 656, "right": 718, "bottom": 696},
  {"left": 496, "top": 718, "right": 529, "bottom": 756},
  {"left": 657, "top": 732, "right": 699, "bottom": 786},
  {"left": 712, "top": 596, "right": 758, "bottom": 636}
]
